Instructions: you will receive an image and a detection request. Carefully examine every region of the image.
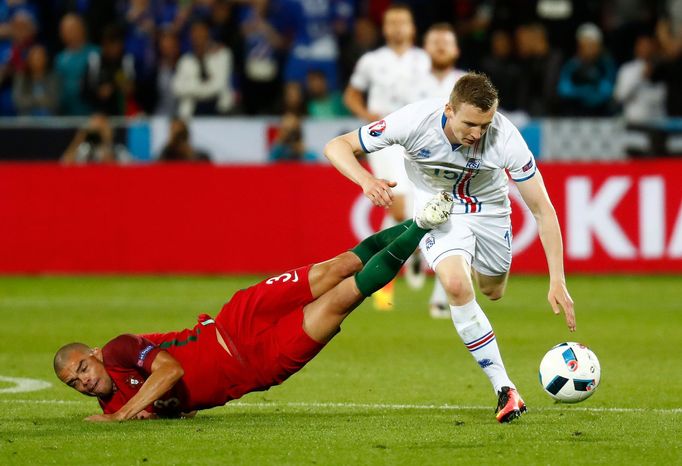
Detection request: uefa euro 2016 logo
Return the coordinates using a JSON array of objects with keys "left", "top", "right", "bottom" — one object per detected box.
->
[
  {"left": 369, "top": 120, "right": 386, "bottom": 137},
  {"left": 562, "top": 347, "right": 579, "bottom": 372}
]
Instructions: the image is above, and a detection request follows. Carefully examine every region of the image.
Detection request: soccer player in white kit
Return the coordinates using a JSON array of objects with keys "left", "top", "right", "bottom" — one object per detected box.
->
[
  {"left": 325, "top": 73, "right": 576, "bottom": 423},
  {"left": 417, "top": 23, "right": 468, "bottom": 318},
  {"left": 343, "top": 4, "right": 430, "bottom": 309},
  {"left": 418, "top": 23, "right": 467, "bottom": 101},
  {"left": 343, "top": 4, "right": 431, "bottom": 225}
]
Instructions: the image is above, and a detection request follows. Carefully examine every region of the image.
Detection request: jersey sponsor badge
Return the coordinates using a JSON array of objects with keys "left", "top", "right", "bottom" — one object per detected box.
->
[{"left": 368, "top": 119, "right": 386, "bottom": 137}]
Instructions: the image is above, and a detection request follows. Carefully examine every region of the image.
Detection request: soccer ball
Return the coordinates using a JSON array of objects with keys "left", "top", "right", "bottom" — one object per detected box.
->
[{"left": 539, "top": 342, "right": 601, "bottom": 403}]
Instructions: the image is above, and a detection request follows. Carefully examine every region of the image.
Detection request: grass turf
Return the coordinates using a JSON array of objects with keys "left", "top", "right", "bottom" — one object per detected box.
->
[{"left": 0, "top": 275, "right": 680, "bottom": 465}]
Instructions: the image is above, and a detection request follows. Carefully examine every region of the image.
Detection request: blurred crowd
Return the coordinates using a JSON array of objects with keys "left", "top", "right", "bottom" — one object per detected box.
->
[{"left": 1, "top": 0, "right": 682, "bottom": 121}]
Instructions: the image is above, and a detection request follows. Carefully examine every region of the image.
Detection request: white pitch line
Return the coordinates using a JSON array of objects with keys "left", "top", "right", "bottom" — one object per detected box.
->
[
  {"left": 224, "top": 401, "right": 682, "bottom": 414},
  {"left": 1, "top": 399, "right": 680, "bottom": 414},
  {"left": 0, "top": 399, "right": 83, "bottom": 404},
  {"left": 0, "top": 376, "right": 51, "bottom": 394}
]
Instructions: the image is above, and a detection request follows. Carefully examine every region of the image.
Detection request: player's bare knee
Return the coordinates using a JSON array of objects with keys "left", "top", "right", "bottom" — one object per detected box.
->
[{"left": 441, "top": 276, "right": 474, "bottom": 303}]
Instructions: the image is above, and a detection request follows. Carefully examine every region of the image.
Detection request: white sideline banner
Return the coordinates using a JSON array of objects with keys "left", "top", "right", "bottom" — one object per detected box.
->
[{"left": 148, "top": 116, "right": 654, "bottom": 163}]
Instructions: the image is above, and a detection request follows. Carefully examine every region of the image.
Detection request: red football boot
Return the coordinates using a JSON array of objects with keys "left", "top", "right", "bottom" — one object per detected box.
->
[{"left": 495, "top": 386, "right": 527, "bottom": 423}]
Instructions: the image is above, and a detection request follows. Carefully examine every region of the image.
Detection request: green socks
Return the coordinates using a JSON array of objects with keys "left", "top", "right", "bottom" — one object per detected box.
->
[
  {"left": 350, "top": 219, "right": 414, "bottom": 265},
  {"left": 354, "top": 223, "right": 429, "bottom": 297}
]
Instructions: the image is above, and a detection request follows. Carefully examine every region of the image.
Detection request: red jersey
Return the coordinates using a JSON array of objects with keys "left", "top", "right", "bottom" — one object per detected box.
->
[
  {"left": 98, "top": 265, "right": 325, "bottom": 416},
  {"left": 97, "top": 334, "right": 164, "bottom": 415}
]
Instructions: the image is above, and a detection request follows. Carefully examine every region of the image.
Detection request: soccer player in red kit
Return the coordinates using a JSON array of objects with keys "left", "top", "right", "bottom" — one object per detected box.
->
[{"left": 53, "top": 193, "right": 455, "bottom": 422}]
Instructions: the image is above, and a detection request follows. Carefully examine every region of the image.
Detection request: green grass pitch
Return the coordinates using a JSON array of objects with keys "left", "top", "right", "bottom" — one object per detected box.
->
[{"left": 1, "top": 274, "right": 680, "bottom": 465}]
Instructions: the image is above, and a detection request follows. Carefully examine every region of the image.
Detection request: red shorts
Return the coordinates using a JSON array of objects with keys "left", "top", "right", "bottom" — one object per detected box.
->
[{"left": 216, "top": 265, "right": 325, "bottom": 387}]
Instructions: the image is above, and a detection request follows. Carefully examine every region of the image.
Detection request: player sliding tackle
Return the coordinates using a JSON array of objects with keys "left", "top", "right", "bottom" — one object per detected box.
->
[{"left": 53, "top": 193, "right": 455, "bottom": 422}]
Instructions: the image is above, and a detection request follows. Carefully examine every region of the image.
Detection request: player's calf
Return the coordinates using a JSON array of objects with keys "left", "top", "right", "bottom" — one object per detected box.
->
[
  {"left": 309, "top": 252, "right": 363, "bottom": 299},
  {"left": 316, "top": 252, "right": 363, "bottom": 280},
  {"left": 356, "top": 192, "right": 454, "bottom": 297},
  {"left": 305, "top": 192, "right": 455, "bottom": 343},
  {"left": 474, "top": 271, "right": 509, "bottom": 302},
  {"left": 479, "top": 285, "right": 505, "bottom": 301}
]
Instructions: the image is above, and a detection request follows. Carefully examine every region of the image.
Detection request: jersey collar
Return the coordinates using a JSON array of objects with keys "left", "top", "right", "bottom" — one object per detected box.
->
[{"left": 441, "top": 112, "right": 462, "bottom": 151}]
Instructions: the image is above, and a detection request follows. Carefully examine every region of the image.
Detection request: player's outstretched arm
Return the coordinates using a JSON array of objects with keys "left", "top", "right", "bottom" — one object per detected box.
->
[
  {"left": 85, "top": 351, "right": 184, "bottom": 422},
  {"left": 324, "top": 131, "right": 396, "bottom": 207},
  {"left": 516, "top": 171, "right": 576, "bottom": 332}
]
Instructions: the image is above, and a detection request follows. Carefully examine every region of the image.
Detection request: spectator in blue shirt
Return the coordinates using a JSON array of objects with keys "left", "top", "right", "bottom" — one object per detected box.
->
[
  {"left": 124, "top": 0, "right": 157, "bottom": 78},
  {"left": 0, "top": 9, "right": 37, "bottom": 115},
  {"left": 0, "top": 0, "right": 38, "bottom": 43},
  {"left": 279, "top": 0, "right": 354, "bottom": 91},
  {"left": 54, "top": 13, "right": 98, "bottom": 115},
  {"left": 557, "top": 23, "right": 616, "bottom": 116},
  {"left": 239, "top": 0, "right": 284, "bottom": 115}
]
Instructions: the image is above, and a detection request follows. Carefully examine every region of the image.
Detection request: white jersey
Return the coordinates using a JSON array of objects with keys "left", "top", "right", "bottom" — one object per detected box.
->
[
  {"left": 358, "top": 99, "right": 536, "bottom": 217},
  {"left": 415, "top": 68, "right": 467, "bottom": 100},
  {"left": 349, "top": 46, "right": 431, "bottom": 116},
  {"left": 613, "top": 59, "right": 666, "bottom": 122}
]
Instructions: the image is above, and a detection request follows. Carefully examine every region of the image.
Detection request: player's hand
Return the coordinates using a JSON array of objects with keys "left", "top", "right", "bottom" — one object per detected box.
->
[
  {"left": 134, "top": 410, "right": 158, "bottom": 420},
  {"left": 548, "top": 280, "right": 575, "bottom": 332},
  {"left": 84, "top": 413, "right": 122, "bottom": 422},
  {"left": 361, "top": 177, "right": 396, "bottom": 208}
]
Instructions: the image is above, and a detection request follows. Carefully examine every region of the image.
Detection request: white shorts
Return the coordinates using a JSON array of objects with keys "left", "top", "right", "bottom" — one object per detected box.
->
[
  {"left": 420, "top": 214, "right": 512, "bottom": 277},
  {"left": 367, "top": 145, "right": 412, "bottom": 196}
]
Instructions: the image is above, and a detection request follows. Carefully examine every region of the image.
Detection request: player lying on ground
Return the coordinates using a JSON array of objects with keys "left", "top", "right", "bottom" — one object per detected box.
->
[{"left": 53, "top": 193, "right": 455, "bottom": 422}]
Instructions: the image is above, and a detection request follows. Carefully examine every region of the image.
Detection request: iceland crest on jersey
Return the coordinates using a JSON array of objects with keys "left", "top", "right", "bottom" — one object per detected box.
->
[
  {"left": 417, "top": 148, "right": 431, "bottom": 158},
  {"left": 465, "top": 158, "right": 481, "bottom": 169},
  {"left": 369, "top": 119, "right": 386, "bottom": 137}
]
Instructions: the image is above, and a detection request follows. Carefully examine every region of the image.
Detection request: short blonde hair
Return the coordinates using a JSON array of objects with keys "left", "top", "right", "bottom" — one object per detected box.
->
[{"left": 449, "top": 72, "right": 499, "bottom": 111}]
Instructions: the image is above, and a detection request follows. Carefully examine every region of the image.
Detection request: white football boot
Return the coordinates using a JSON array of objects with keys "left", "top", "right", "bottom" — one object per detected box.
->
[{"left": 416, "top": 192, "right": 454, "bottom": 229}]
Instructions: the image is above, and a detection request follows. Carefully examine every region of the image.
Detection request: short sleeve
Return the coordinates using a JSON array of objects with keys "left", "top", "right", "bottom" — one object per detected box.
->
[
  {"left": 102, "top": 334, "right": 162, "bottom": 375},
  {"left": 349, "top": 53, "right": 372, "bottom": 91},
  {"left": 357, "top": 105, "right": 415, "bottom": 154},
  {"left": 504, "top": 125, "right": 537, "bottom": 182}
]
